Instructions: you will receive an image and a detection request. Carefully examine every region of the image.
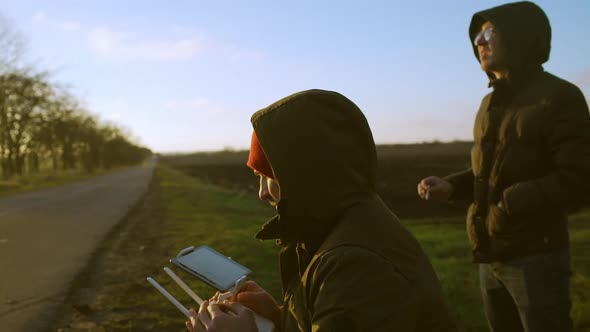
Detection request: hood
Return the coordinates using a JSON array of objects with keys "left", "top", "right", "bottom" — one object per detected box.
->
[
  {"left": 251, "top": 89, "right": 377, "bottom": 245},
  {"left": 469, "top": 1, "right": 551, "bottom": 77}
]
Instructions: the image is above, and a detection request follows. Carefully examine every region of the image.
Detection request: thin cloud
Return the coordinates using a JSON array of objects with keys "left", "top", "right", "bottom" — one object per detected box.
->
[
  {"left": 172, "top": 24, "right": 265, "bottom": 63},
  {"left": 88, "top": 27, "right": 205, "bottom": 61},
  {"left": 163, "top": 98, "right": 225, "bottom": 114},
  {"left": 87, "top": 97, "right": 133, "bottom": 123},
  {"left": 32, "top": 10, "right": 80, "bottom": 32},
  {"left": 164, "top": 99, "right": 208, "bottom": 110},
  {"left": 217, "top": 43, "right": 265, "bottom": 63}
]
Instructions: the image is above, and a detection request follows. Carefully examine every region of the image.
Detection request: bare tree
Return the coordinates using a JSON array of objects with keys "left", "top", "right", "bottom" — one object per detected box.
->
[
  {"left": 0, "top": 13, "right": 150, "bottom": 176},
  {"left": 0, "top": 13, "right": 26, "bottom": 73},
  {"left": 0, "top": 71, "right": 52, "bottom": 176}
]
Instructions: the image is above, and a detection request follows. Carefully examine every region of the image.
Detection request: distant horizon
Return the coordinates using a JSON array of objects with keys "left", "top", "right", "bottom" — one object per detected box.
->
[{"left": 158, "top": 139, "right": 474, "bottom": 155}]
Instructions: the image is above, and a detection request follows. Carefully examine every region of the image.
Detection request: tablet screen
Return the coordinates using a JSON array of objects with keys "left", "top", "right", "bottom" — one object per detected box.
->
[{"left": 175, "top": 246, "right": 251, "bottom": 290}]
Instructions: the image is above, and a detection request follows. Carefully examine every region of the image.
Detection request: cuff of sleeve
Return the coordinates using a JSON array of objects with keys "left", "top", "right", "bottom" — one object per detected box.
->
[{"left": 443, "top": 175, "right": 459, "bottom": 202}]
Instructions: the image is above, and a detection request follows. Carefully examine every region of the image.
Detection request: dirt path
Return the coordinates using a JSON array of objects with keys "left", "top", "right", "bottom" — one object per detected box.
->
[
  {"left": 0, "top": 164, "right": 154, "bottom": 332},
  {"left": 49, "top": 171, "right": 180, "bottom": 331}
]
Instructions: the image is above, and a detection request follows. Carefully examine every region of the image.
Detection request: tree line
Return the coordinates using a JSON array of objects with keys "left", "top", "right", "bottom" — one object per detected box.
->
[{"left": 0, "top": 14, "right": 151, "bottom": 178}]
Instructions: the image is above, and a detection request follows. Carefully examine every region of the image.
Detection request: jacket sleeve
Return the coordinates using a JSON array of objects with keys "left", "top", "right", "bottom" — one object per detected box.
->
[
  {"left": 503, "top": 85, "right": 590, "bottom": 215},
  {"left": 306, "top": 247, "right": 421, "bottom": 332},
  {"left": 444, "top": 168, "right": 474, "bottom": 202}
]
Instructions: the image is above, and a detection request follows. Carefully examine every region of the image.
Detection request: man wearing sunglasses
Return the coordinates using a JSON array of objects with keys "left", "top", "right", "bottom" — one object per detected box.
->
[{"left": 417, "top": 1, "right": 590, "bottom": 331}]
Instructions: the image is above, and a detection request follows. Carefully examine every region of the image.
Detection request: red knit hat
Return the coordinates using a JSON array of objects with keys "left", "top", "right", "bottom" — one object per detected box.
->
[{"left": 246, "top": 131, "right": 274, "bottom": 179}]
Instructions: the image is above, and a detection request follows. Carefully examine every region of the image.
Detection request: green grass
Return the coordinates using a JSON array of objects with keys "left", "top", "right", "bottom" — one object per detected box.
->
[
  {"left": 156, "top": 166, "right": 283, "bottom": 299},
  {"left": 402, "top": 221, "right": 484, "bottom": 331},
  {"left": 403, "top": 213, "right": 590, "bottom": 331},
  {"left": 57, "top": 166, "right": 589, "bottom": 331},
  {"left": 0, "top": 168, "right": 120, "bottom": 197}
]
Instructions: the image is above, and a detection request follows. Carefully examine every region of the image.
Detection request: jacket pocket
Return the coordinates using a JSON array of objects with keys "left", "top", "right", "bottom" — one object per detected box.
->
[
  {"left": 487, "top": 203, "right": 511, "bottom": 235},
  {"left": 466, "top": 203, "right": 487, "bottom": 251}
]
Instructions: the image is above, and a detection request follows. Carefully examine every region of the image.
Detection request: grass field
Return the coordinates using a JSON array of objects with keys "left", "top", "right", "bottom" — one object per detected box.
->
[
  {"left": 0, "top": 167, "right": 124, "bottom": 198},
  {"left": 0, "top": 157, "right": 155, "bottom": 197},
  {"left": 54, "top": 165, "right": 590, "bottom": 331},
  {"left": 52, "top": 166, "right": 281, "bottom": 331}
]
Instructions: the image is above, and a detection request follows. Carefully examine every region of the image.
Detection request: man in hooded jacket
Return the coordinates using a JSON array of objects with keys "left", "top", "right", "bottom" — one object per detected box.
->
[
  {"left": 418, "top": 2, "right": 590, "bottom": 331},
  {"left": 187, "top": 89, "right": 457, "bottom": 331}
]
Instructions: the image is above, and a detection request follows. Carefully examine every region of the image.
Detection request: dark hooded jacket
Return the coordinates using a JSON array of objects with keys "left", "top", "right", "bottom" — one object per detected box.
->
[
  {"left": 251, "top": 90, "right": 456, "bottom": 331},
  {"left": 445, "top": 1, "right": 590, "bottom": 263}
]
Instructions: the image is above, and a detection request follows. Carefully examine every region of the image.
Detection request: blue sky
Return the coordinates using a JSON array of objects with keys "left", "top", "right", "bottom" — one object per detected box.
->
[{"left": 2, "top": 1, "right": 589, "bottom": 152}]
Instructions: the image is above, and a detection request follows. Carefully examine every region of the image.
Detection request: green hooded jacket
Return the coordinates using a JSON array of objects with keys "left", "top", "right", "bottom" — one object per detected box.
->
[
  {"left": 251, "top": 90, "right": 456, "bottom": 331},
  {"left": 445, "top": 1, "right": 590, "bottom": 262}
]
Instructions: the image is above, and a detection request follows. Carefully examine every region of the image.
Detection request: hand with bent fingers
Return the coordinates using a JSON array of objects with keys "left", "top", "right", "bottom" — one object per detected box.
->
[
  {"left": 226, "top": 281, "right": 281, "bottom": 327},
  {"left": 417, "top": 176, "right": 454, "bottom": 201},
  {"left": 185, "top": 300, "right": 257, "bottom": 332}
]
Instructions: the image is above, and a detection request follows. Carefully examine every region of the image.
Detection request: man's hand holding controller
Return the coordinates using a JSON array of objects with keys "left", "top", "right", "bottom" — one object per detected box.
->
[{"left": 186, "top": 281, "right": 279, "bottom": 332}]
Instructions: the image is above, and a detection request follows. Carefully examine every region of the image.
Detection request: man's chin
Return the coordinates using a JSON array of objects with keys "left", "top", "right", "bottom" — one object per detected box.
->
[{"left": 480, "top": 60, "right": 502, "bottom": 74}]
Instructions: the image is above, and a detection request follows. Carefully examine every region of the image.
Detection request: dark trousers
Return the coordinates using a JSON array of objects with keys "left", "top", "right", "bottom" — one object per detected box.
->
[{"left": 479, "top": 249, "right": 573, "bottom": 332}]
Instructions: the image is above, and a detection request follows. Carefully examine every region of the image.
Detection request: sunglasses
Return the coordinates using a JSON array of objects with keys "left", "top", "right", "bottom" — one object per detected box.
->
[{"left": 473, "top": 26, "right": 495, "bottom": 46}]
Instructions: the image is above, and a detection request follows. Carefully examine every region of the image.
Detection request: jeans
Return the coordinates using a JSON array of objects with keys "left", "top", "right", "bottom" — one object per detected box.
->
[{"left": 479, "top": 249, "right": 572, "bottom": 332}]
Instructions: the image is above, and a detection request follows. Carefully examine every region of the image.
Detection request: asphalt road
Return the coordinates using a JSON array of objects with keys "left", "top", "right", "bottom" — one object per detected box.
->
[{"left": 0, "top": 163, "right": 154, "bottom": 331}]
